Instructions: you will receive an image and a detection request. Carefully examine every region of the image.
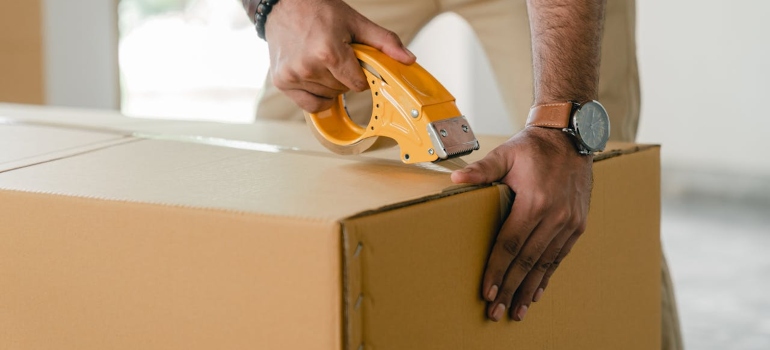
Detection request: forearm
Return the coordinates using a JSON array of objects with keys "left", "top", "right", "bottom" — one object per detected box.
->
[{"left": 527, "top": 0, "right": 606, "bottom": 104}]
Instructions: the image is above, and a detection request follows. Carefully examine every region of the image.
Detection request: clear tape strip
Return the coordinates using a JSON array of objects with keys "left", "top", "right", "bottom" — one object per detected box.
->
[{"left": 0, "top": 116, "right": 466, "bottom": 173}]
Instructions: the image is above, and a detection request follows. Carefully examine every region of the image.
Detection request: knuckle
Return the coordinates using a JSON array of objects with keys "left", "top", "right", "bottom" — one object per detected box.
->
[
  {"left": 316, "top": 48, "right": 340, "bottom": 66},
  {"left": 295, "top": 65, "right": 315, "bottom": 80},
  {"left": 548, "top": 246, "right": 563, "bottom": 262},
  {"left": 554, "top": 209, "right": 571, "bottom": 224},
  {"left": 516, "top": 255, "right": 536, "bottom": 272},
  {"left": 531, "top": 239, "right": 549, "bottom": 253},
  {"left": 536, "top": 260, "right": 552, "bottom": 272},
  {"left": 382, "top": 30, "right": 401, "bottom": 43},
  {"left": 352, "top": 78, "right": 369, "bottom": 92},
  {"left": 551, "top": 257, "right": 563, "bottom": 269},
  {"left": 531, "top": 194, "right": 551, "bottom": 214},
  {"left": 498, "top": 237, "right": 522, "bottom": 256},
  {"left": 537, "top": 249, "right": 561, "bottom": 273}
]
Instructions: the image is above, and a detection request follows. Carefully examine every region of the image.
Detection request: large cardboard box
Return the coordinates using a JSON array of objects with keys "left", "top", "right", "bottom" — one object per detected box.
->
[{"left": 0, "top": 103, "right": 661, "bottom": 349}]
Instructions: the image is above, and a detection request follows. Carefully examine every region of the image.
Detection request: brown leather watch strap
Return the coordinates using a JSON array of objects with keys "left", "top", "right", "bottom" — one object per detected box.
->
[{"left": 525, "top": 102, "right": 573, "bottom": 129}]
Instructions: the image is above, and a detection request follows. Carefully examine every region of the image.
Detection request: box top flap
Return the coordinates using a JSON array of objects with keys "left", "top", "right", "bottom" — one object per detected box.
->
[
  {"left": 0, "top": 119, "right": 133, "bottom": 173},
  {"left": 0, "top": 103, "right": 654, "bottom": 221}
]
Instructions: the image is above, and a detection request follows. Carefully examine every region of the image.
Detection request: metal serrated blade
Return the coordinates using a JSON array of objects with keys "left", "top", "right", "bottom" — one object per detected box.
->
[{"left": 426, "top": 116, "right": 480, "bottom": 161}]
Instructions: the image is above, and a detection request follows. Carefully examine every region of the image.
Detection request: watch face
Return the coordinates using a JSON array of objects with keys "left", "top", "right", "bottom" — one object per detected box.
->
[{"left": 573, "top": 101, "right": 610, "bottom": 152}]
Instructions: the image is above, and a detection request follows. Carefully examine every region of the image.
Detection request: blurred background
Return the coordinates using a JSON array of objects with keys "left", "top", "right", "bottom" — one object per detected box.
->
[{"left": 1, "top": 0, "right": 769, "bottom": 348}]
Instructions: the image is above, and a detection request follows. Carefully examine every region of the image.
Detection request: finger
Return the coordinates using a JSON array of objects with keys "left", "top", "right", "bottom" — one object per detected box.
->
[
  {"left": 282, "top": 78, "right": 345, "bottom": 112},
  {"left": 450, "top": 149, "right": 510, "bottom": 185},
  {"left": 508, "top": 227, "right": 573, "bottom": 321},
  {"left": 352, "top": 18, "right": 416, "bottom": 65},
  {"left": 538, "top": 229, "right": 582, "bottom": 294},
  {"left": 283, "top": 89, "right": 336, "bottom": 113},
  {"left": 488, "top": 207, "right": 566, "bottom": 322},
  {"left": 303, "top": 44, "right": 366, "bottom": 92},
  {"left": 273, "top": 60, "right": 349, "bottom": 94},
  {"left": 298, "top": 80, "right": 347, "bottom": 99},
  {"left": 482, "top": 195, "right": 542, "bottom": 322},
  {"left": 325, "top": 44, "right": 370, "bottom": 92}
]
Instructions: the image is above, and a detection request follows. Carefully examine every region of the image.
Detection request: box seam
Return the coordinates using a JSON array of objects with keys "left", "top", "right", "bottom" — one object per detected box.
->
[
  {"left": 0, "top": 188, "right": 335, "bottom": 225},
  {"left": 0, "top": 136, "right": 140, "bottom": 174}
]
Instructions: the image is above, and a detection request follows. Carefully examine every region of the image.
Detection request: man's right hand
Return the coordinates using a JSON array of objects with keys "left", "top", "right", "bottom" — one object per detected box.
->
[{"left": 264, "top": 0, "right": 416, "bottom": 113}]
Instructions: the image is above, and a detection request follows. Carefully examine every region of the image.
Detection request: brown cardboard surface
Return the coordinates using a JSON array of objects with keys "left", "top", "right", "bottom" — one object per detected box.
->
[
  {"left": 0, "top": 106, "right": 661, "bottom": 349},
  {"left": 0, "top": 191, "right": 342, "bottom": 349},
  {"left": 342, "top": 148, "right": 660, "bottom": 350},
  {"left": 0, "top": 123, "right": 133, "bottom": 172},
  {"left": 0, "top": 139, "right": 466, "bottom": 220},
  {"left": 0, "top": 3, "right": 44, "bottom": 104}
]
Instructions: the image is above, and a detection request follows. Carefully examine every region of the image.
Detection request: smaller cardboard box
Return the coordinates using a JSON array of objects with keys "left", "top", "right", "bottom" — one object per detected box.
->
[
  {"left": 0, "top": 3, "right": 45, "bottom": 104},
  {"left": 0, "top": 104, "right": 661, "bottom": 349}
]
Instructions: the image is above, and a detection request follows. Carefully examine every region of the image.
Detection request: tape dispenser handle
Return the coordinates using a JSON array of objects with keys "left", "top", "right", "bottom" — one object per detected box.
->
[{"left": 304, "top": 44, "right": 460, "bottom": 162}]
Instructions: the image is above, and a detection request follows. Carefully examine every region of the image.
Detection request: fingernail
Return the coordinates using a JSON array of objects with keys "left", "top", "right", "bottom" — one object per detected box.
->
[
  {"left": 486, "top": 285, "right": 498, "bottom": 302},
  {"left": 533, "top": 288, "right": 544, "bottom": 302},
  {"left": 516, "top": 305, "right": 528, "bottom": 321},
  {"left": 491, "top": 304, "right": 506, "bottom": 322}
]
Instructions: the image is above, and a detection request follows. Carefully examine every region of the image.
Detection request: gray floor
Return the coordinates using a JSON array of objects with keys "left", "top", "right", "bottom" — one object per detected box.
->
[{"left": 662, "top": 171, "right": 770, "bottom": 350}]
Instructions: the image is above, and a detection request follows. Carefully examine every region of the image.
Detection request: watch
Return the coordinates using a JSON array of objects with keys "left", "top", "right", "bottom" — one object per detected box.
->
[{"left": 525, "top": 100, "right": 610, "bottom": 155}]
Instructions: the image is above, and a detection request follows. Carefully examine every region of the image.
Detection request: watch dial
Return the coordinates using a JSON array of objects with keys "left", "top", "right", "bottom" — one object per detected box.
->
[{"left": 574, "top": 101, "right": 610, "bottom": 151}]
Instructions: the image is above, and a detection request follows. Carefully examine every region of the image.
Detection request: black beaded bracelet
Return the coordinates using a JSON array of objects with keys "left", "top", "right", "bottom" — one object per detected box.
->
[{"left": 254, "top": 0, "right": 281, "bottom": 40}]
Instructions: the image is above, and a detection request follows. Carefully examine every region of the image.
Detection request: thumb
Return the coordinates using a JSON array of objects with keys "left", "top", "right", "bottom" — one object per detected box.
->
[
  {"left": 352, "top": 18, "right": 416, "bottom": 65},
  {"left": 450, "top": 151, "right": 510, "bottom": 185}
]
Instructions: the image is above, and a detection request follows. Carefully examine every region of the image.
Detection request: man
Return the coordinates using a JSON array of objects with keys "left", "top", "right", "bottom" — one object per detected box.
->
[{"left": 241, "top": 0, "right": 682, "bottom": 348}]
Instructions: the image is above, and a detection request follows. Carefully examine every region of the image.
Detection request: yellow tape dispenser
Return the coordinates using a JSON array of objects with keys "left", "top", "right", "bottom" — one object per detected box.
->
[{"left": 304, "top": 44, "right": 480, "bottom": 164}]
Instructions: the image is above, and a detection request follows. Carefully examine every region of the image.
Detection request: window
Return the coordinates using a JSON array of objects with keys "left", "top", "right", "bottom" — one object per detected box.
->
[{"left": 118, "top": 0, "right": 268, "bottom": 123}]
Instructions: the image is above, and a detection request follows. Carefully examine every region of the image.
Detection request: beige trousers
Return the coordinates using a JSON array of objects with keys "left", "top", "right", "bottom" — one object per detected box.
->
[{"left": 254, "top": 0, "right": 681, "bottom": 348}]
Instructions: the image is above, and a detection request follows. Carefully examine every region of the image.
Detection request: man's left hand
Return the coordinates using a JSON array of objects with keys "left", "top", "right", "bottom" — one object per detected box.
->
[{"left": 451, "top": 127, "right": 593, "bottom": 322}]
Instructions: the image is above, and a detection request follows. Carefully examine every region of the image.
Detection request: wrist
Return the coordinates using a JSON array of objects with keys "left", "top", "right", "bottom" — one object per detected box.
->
[
  {"left": 526, "top": 100, "right": 609, "bottom": 155},
  {"left": 528, "top": 128, "right": 590, "bottom": 163}
]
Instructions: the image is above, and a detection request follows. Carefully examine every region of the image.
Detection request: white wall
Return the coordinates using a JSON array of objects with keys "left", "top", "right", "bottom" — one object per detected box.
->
[
  {"left": 418, "top": 3, "right": 770, "bottom": 177},
  {"left": 42, "top": 1, "right": 770, "bottom": 177},
  {"left": 636, "top": 0, "right": 770, "bottom": 176},
  {"left": 43, "top": 0, "right": 119, "bottom": 109}
]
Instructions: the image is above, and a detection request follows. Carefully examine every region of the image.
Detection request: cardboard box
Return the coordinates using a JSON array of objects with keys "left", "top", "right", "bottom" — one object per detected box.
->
[
  {"left": 0, "top": 103, "right": 661, "bottom": 349},
  {"left": 0, "top": 2, "right": 44, "bottom": 104}
]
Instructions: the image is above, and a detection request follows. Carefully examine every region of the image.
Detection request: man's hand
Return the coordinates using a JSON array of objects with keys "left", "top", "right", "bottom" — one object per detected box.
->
[
  {"left": 451, "top": 127, "right": 592, "bottom": 322},
  {"left": 264, "top": 0, "right": 415, "bottom": 113}
]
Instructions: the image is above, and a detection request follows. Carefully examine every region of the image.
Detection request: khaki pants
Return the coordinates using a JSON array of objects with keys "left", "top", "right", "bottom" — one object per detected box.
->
[{"left": 254, "top": 0, "right": 682, "bottom": 348}]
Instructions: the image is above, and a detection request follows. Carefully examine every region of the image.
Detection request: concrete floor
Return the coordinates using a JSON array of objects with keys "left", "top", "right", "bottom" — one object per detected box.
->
[{"left": 662, "top": 185, "right": 770, "bottom": 349}]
